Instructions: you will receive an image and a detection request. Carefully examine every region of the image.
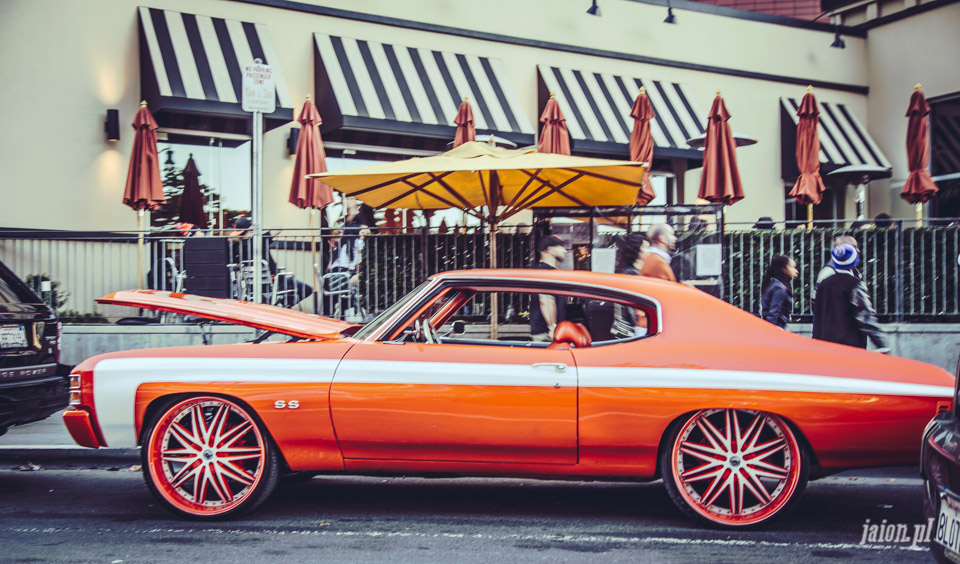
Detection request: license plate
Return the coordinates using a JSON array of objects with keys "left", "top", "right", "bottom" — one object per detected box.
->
[
  {"left": 936, "top": 489, "right": 960, "bottom": 560},
  {"left": 0, "top": 325, "right": 27, "bottom": 349}
]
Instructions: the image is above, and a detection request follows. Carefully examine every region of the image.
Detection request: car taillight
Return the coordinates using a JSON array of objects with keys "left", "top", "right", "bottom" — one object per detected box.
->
[{"left": 69, "top": 372, "right": 81, "bottom": 406}]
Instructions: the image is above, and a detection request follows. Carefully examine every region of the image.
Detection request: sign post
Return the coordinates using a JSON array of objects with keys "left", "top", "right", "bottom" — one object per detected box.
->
[{"left": 242, "top": 59, "right": 275, "bottom": 305}]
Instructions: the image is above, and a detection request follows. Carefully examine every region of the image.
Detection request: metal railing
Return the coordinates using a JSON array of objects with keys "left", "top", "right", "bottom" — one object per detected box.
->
[{"left": 1, "top": 219, "right": 957, "bottom": 323}]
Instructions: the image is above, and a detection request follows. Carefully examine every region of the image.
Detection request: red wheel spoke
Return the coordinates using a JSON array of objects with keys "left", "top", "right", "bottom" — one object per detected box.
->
[
  {"left": 696, "top": 419, "right": 727, "bottom": 453},
  {"left": 161, "top": 447, "right": 197, "bottom": 463},
  {"left": 740, "top": 467, "right": 773, "bottom": 504},
  {"left": 736, "top": 413, "right": 764, "bottom": 453},
  {"left": 729, "top": 474, "right": 744, "bottom": 515},
  {"left": 205, "top": 465, "right": 231, "bottom": 502},
  {"left": 680, "top": 440, "right": 726, "bottom": 460},
  {"left": 746, "top": 459, "right": 790, "bottom": 480},
  {"left": 169, "top": 422, "right": 203, "bottom": 450},
  {"left": 744, "top": 437, "right": 786, "bottom": 460},
  {"left": 218, "top": 460, "right": 256, "bottom": 486},
  {"left": 190, "top": 406, "right": 211, "bottom": 447},
  {"left": 193, "top": 466, "right": 212, "bottom": 503},
  {"left": 170, "top": 460, "right": 201, "bottom": 489},
  {"left": 217, "top": 421, "right": 253, "bottom": 449},
  {"left": 207, "top": 405, "right": 230, "bottom": 447},
  {"left": 700, "top": 469, "right": 733, "bottom": 508},
  {"left": 680, "top": 461, "right": 724, "bottom": 483},
  {"left": 218, "top": 448, "right": 262, "bottom": 463}
]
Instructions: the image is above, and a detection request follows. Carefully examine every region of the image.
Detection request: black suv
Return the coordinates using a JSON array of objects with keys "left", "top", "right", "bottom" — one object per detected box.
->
[{"left": 0, "top": 260, "right": 65, "bottom": 437}]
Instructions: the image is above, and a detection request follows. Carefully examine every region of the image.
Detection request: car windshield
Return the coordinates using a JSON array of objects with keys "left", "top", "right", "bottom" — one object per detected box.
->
[{"left": 351, "top": 281, "right": 432, "bottom": 341}]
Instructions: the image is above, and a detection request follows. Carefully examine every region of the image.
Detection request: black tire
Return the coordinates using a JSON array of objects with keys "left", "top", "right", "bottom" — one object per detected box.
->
[
  {"left": 661, "top": 408, "right": 809, "bottom": 529},
  {"left": 140, "top": 395, "right": 279, "bottom": 520}
]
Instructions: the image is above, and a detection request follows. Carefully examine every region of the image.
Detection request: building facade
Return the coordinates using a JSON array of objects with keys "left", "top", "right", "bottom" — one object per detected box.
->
[{"left": 1, "top": 0, "right": 957, "bottom": 232}]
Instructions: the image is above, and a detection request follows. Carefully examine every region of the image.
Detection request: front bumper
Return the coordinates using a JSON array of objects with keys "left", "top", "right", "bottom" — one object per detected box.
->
[{"left": 63, "top": 408, "right": 103, "bottom": 448}]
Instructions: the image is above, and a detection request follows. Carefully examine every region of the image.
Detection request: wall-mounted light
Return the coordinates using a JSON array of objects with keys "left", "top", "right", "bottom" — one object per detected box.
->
[
  {"left": 664, "top": 2, "right": 676, "bottom": 24},
  {"left": 586, "top": 0, "right": 600, "bottom": 16},
  {"left": 104, "top": 109, "right": 120, "bottom": 142},
  {"left": 831, "top": 27, "right": 846, "bottom": 48},
  {"left": 287, "top": 127, "right": 300, "bottom": 156}
]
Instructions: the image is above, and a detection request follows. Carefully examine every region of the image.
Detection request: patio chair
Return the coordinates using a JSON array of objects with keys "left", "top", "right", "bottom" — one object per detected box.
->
[
  {"left": 322, "top": 271, "right": 364, "bottom": 320},
  {"left": 236, "top": 259, "right": 296, "bottom": 306}
]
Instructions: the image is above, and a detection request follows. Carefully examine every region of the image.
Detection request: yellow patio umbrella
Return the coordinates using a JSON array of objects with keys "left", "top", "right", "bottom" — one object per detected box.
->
[{"left": 309, "top": 141, "right": 647, "bottom": 336}]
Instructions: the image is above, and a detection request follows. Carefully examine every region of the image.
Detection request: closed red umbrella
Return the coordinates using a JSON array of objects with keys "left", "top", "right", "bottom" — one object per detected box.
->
[
  {"left": 698, "top": 92, "right": 744, "bottom": 206},
  {"left": 901, "top": 84, "right": 939, "bottom": 219},
  {"left": 289, "top": 96, "right": 334, "bottom": 313},
  {"left": 630, "top": 87, "right": 657, "bottom": 206},
  {"left": 537, "top": 94, "right": 571, "bottom": 155},
  {"left": 122, "top": 101, "right": 166, "bottom": 288},
  {"left": 289, "top": 96, "right": 334, "bottom": 210},
  {"left": 788, "top": 87, "right": 826, "bottom": 227},
  {"left": 178, "top": 156, "right": 208, "bottom": 230},
  {"left": 453, "top": 98, "right": 476, "bottom": 147}
]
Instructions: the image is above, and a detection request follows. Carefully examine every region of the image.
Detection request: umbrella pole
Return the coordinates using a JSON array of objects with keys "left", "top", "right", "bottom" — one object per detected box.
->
[
  {"left": 310, "top": 209, "right": 321, "bottom": 315},
  {"left": 806, "top": 204, "right": 813, "bottom": 230},
  {"left": 916, "top": 202, "right": 923, "bottom": 227},
  {"left": 137, "top": 209, "right": 145, "bottom": 289},
  {"left": 489, "top": 221, "right": 498, "bottom": 340}
]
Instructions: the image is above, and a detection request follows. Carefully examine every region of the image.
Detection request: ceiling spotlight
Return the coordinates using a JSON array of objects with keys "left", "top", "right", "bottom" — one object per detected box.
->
[
  {"left": 664, "top": 6, "right": 676, "bottom": 24},
  {"left": 831, "top": 27, "right": 845, "bottom": 49},
  {"left": 586, "top": 0, "right": 600, "bottom": 16}
]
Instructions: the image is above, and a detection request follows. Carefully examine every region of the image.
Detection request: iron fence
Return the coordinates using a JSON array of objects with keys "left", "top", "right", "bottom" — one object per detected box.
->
[{"left": 0, "top": 219, "right": 957, "bottom": 323}]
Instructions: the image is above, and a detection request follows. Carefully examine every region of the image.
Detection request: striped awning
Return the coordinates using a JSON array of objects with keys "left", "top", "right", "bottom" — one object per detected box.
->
[
  {"left": 537, "top": 65, "right": 707, "bottom": 159},
  {"left": 138, "top": 6, "right": 294, "bottom": 130},
  {"left": 780, "top": 97, "right": 891, "bottom": 178},
  {"left": 314, "top": 34, "right": 535, "bottom": 145}
]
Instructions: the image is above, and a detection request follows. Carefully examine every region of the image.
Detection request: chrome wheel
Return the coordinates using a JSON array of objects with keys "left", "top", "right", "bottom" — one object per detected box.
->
[
  {"left": 665, "top": 408, "right": 805, "bottom": 527},
  {"left": 143, "top": 396, "right": 278, "bottom": 518}
]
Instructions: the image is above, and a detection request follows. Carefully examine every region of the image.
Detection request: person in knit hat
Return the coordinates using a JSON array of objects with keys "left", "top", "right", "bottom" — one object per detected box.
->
[{"left": 812, "top": 244, "right": 888, "bottom": 352}]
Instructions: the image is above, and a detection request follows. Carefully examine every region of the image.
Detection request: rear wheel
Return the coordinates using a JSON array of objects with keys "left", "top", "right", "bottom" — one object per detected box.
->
[
  {"left": 142, "top": 396, "right": 279, "bottom": 519},
  {"left": 662, "top": 408, "right": 808, "bottom": 528}
]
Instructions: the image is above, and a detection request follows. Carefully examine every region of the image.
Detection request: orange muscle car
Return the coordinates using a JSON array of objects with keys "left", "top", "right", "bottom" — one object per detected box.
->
[{"left": 63, "top": 269, "right": 954, "bottom": 527}]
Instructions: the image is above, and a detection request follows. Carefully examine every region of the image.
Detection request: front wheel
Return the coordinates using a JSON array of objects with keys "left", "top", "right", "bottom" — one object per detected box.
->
[
  {"left": 142, "top": 396, "right": 279, "bottom": 519},
  {"left": 662, "top": 408, "right": 808, "bottom": 528}
]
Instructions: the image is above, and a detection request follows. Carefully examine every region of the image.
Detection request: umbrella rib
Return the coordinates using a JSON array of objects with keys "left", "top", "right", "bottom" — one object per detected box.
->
[
  {"left": 478, "top": 171, "right": 493, "bottom": 216},
  {"left": 429, "top": 174, "right": 476, "bottom": 211},
  {"left": 504, "top": 169, "right": 542, "bottom": 210},
  {"left": 513, "top": 172, "right": 588, "bottom": 210},
  {"left": 351, "top": 172, "right": 446, "bottom": 197},
  {"left": 376, "top": 172, "right": 456, "bottom": 208},
  {"left": 561, "top": 168, "right": 644, "bottom": 187}
]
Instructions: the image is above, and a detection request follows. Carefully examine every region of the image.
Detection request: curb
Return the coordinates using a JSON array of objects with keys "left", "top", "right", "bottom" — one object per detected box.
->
[{"left": 0, "top": 446, "right": 140, "bottom": 466}]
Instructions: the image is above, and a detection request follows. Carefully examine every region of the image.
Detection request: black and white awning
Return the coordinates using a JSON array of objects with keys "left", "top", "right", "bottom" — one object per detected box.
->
[
  {"left": 314, "top": 34, "right": 535, "bottom": 145},
  {"left": 138, "top": 6, "right": 294, "bottom": 131},
  {"left": 537, "top": 65, "right": 707, "bottom": 159},
  {"left": 780, "top": 97, "right": 891, "bottom": 178}
]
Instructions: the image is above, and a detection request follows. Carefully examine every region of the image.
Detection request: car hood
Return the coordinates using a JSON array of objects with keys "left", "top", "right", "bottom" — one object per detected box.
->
[{"left": 96, "top": 290, "right": 359, "bottom": 340}]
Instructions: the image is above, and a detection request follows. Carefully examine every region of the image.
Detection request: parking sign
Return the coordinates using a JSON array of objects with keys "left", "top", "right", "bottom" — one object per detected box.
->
[{"left": 242, "top": 62, "right": 276, "bottom": 113}]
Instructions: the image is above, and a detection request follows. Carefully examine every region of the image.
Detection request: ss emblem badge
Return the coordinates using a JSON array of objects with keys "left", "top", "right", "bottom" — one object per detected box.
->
[{"left": 274, "top": 400, "right": 300, "bottom": 409}]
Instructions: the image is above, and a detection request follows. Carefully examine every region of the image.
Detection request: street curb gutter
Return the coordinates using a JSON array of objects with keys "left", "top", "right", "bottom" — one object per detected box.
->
[{"left": 0, "top": 446, "right": 139, "bottom": 465}]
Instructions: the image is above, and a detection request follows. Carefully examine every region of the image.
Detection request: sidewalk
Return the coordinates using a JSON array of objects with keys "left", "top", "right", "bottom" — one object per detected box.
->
[{"left": 0, "top": 411, "right": 138, "bottom": 465}]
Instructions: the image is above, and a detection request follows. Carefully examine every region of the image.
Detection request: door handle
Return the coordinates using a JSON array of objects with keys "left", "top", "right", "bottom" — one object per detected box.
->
[{"left": 532, "top": 362, "right": 567, "bottom": 373}]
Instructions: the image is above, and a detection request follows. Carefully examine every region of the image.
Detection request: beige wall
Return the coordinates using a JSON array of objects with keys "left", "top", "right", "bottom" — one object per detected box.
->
[
  {"left": 863, "top": 3, "right": 960, "bottom": 218},
  {"left": 0, "top": 0, "right": 918, "bottom": 232}
]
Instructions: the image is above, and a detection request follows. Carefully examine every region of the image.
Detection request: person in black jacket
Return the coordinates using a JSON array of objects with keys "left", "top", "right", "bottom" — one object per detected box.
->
[
  {"left": 812, "top": 244, "right": 889, "bottom": 352},
  {"left": 760, "top": 255, "right": 797, "bottom": 329}
]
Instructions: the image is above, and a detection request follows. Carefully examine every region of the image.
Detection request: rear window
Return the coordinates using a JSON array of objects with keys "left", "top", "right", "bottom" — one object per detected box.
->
[{"left": 0, "top": 264, "right": 42, "bottom": 305}]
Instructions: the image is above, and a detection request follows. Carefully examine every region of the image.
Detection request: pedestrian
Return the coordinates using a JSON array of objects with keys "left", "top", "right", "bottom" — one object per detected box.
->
[
  {"left": 529, "top": 234, "right": 568, "bottom": 342},
  {"left": 812, "top": 234, "right": 859, "bottom": 305},
  {"left": 612, "top": 233, "right": 650, "bottom": 338},
  {"left": 641, "top": 223, "right": 677, "bottom": 282},
  {"left": 812, "top": 244, "right": 889, "bottom": 352},
  {"left": 760, "top": 255, "right": 797, "bottom": 329}
]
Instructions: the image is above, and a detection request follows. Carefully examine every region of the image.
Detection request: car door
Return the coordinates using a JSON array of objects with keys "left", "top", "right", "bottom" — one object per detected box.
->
[{"left": 330, "top": 341, "right": 578, "bottom": 465}]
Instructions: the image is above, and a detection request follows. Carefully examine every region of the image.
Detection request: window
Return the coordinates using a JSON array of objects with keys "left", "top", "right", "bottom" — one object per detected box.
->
[{"left": 393, "top": 285, "right": 657, "bottom": 347}]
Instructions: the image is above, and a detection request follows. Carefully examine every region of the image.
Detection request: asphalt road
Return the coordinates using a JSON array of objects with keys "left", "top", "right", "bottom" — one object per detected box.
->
[{"left": 0, "top": 464, "right": 937, "bottom": 563}]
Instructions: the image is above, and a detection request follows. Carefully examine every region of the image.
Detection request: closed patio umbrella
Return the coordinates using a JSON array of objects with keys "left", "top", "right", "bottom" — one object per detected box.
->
[
  {"left": 537, "top": 94, "right": 571, "bottom": 155},
  {"left": 453, "top": 98, "right": 476, "bottom": 147},
  {"left": 901, "top": 84, "right": 939, "bottom": 220},
  {"left": 178, "top": 156, "right": 208, "bottom": 230},
  {"left": 630, "top": 87, "right": 657, "bottom": 206},
  {"left": 288, "top": 95, "right": 334, "bottom": 313},
  {"left": 788, "top": 87, "right": 826, "bottom": 228},
  {"left": 697, "top": 92, "right": 744, "bottom": 207},
  {"left": 122, "top": 101, "right": 166, "bottom": 288}
]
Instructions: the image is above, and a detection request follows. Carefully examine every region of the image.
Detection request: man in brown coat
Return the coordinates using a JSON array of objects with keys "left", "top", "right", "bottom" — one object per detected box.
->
[{"left": 641, "top": 223, "right": 677, "bottom": 282}]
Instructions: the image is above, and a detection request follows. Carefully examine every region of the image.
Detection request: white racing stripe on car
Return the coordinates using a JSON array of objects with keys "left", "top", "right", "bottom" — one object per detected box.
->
[
  {"left": 93, "top": 357, "right": 340, "bottom": 448},
  {"left": 335, "top": 361, "right": 951, "bottom": 398}
]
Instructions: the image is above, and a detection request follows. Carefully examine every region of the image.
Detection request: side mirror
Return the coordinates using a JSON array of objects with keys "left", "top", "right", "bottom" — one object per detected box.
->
[{"left": 452, "top": 320, "right": 465, "bottom": 335}]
